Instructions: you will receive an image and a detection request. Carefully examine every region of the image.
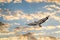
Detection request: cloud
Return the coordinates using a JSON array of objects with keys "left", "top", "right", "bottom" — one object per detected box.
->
[
  {"left": 54, "top": 0, "right": 60, "bottom": 4},
  {"left": 25, "top": 0, "right": 60, "bottom": 3},
  {"left": 0, "top": 9, "right": 60, "bottom": 34},
  {"left": 6, "top": 0, "right": 12, "bottom": 3},
  {"left": 0, "top": 34, "right": 57, "bottom": 40},
  {"left": 51, "top": 25, "right": 60, "bottom": 34},
  {"left": 56, "top": 25, "right": 60, "bottom": 28},
  {"left": 12, "top": 26, "right": 56, "bottom": 33},
  {"left": 0, "top": 0, "right": 5, "bottom": 3},
  {"left": 55, "top": 31, "right": 60, "bottom": 33},
  {"left": 12, "top": 25, "right": 59, "bottom": 35},
  {"left": 25, "top": 0, "right": 49, "bottom": 3},
  {"left": 0, "top": 36, "right": 19, "bottom": 40},
  {"left": 29, "top": 26, "right": 56, "bottom": 31},
  {"left": 1, "top": 10, "right": 22, "bottom": 20},
  {"left": 1, "top": 10, "right": 48, "bottom": 21},
  {"left": 0, "top": 33, "right": 58, "bottom": 40},
  {"left": 0, "top": 25, "right": 59, "bottom": 38},
  {"left": 0, "top": 0, "right": 60, "bottom": 3},
  {"left": 25, "top": 0, "right": 43, "bottom": 3},
  {"left": 52, "top": 31, "right": 60, "bottom": 34},
  {"left": 38, "top": 36, "right": 57, "bottom": 40},
  {"left": 51, "top": 16, "right": 60, "bottom": 22},
  {"left": 46, "top": 7, "right": 53, "bottom": 11},
  {"left": 0, "top": 32, "right": 15, "bottom": 35},
  {"left": 0, "top": 0, "right": 22, "bottom": 3},
  {"left": 0, "top": 23, "right": 11, "bottom": 33},
  {"left": 33, "top": 32, "right": 46, "bottom": 35},
  {"left": 45, "top": 26, "right": 56, "bottom": 30},
  {"left": 1, "top": 7, "right": 59, "bottom": 22},
  {"left": 14, "top": 0, "right": 22, "bottom": 3},
  {"left": 44, "top": 4, "right": 60, "bottom": 11},
  {"left": 47, "top": 0, "right": 60, "bottom": 4},
  {"left": 41, "top": 11, "right": 60, "bottom": 22},
  {"left": 0, "top": 10, "right": 24, "bottom": 20},
  {"left": 3, "top": 15, "right": 20, "bottom": 20},
  {"left": 14, "top": 22, "right": 20, "bottom": 25},
  {"left": 0, "top": 0, "right": 12, "bottom": 3}
]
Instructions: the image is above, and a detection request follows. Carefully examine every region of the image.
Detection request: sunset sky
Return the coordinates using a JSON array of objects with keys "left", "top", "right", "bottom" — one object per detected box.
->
[{"left": 0, "top": 0, "right": 60, "bottom": 38}]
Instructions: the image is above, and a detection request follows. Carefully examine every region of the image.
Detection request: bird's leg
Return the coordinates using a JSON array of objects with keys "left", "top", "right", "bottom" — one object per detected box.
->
[{"left": 39, "top": 24, "right": 42, "bottom": 27}]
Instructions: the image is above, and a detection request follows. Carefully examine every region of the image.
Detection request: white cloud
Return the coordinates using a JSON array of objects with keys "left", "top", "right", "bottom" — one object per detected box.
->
[
  {"left": 0, "top": 9, "right": 60, "bottom": 35},
  {"left": 3, "top": 15, "right": 20, "bottom": 20},
  {"left": 14, "top": 0, "right": 22, "bottom": 3},
  {"left": 45, "top": 26, "right": 56, "bottom": 30},
  {"left": 1, "top": 9, "right": 59, "bottom": 23},
  {"left": 46, "top": 7, "right": 53, "bottom": 11},
  {"left": 56, "top": 25, "right": 60, "bottom": 28},
  {"left": 25, "top": 0, "right": 43, "bottom": 3},
  {"left": 51, "top": 16, "right": 60, "bottom": 22},
  {"left": 55, "top": 31, "right": 60, "bottom": 33},
  {"left": 14, "top": 22, "right": 20, "bottom": 25},
  {"left": 1, "top": 10, "right": 22, "bottom": 20},
  {"left": 1, "top": 10, "right": 48, "bottom": 21},
  {"left": 42, "top": 11, "right": 60, "bottom": 22},
  {"left": 52, "top": 31, "right": 60, "bottom": 34},
  {"left": 44, "top": 4, "right": 60, "bottom": 11}
]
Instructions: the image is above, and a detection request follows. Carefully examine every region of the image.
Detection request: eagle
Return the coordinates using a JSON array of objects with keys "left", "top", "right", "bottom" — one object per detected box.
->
[{"left": 27, "top": 16, "right": 49, "bottom": 27}]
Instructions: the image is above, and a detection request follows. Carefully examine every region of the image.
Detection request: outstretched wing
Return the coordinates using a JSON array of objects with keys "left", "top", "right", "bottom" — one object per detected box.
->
[
  {"left": 38, "top": 16, "right": 49, "bottom": 24},
  {"left": 27, "top": 22, "right": 37, "bottom": 26},
  {"left": 27, "top": 20, "right": 38, "bottom": 26}
]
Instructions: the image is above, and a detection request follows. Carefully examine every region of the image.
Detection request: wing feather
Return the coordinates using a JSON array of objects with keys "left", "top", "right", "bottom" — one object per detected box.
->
[{"left": 38, "top": 16, "right": 49, "bottom": 24}]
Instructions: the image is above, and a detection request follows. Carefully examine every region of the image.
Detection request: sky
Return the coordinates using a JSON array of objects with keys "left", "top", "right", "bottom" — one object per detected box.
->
[{"left": 0, "top": 0, "right": 60, "bottom": 38}]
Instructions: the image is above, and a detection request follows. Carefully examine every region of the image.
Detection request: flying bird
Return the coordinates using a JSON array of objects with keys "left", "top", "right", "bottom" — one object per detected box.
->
[{"left": 27, "top": 16, "right": 49, "bottom": 27}]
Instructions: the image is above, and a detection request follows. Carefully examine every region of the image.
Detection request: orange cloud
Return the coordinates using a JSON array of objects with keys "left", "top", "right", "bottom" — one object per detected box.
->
[
  {"left": 25, "top": 0, "right": 45, "bottom": 3},
  {"left": 0, "top": 0, "right": 5, "bottom": 3},
  {"left": 25, "top": 0, "right": 32, "bottom": 3},
  {"left": 25, "top": 0, "right": 44, "bottom": 3},
  {"left": 0, "top": 0, "right": 60, "bottom": 3},
  {"left": 25, "top": 0, "right": 60, "bottom": 4},
  {"left": 1, "top": 10, "right": 46, "bottom": 20},
  {"left": 6, "top": 0, "right": 12, "bottom": 3},
  {"left": 0, "top": 0, "right": 12, "bottom": 3},
  {"left": 3, "top": 15, "right": 20, "bottom": 20}
]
